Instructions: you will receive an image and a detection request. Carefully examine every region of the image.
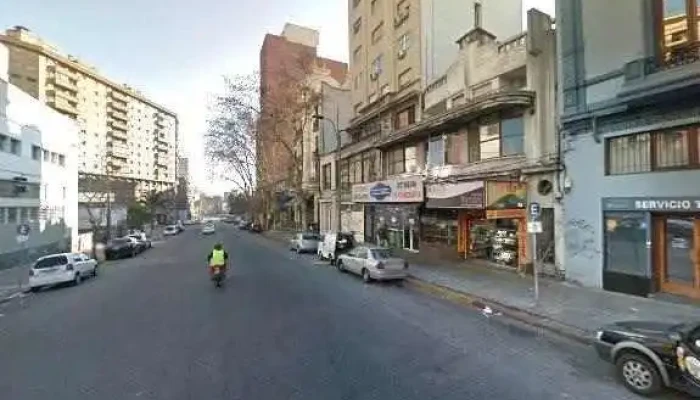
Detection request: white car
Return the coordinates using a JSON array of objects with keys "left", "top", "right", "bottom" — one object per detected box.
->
[
  {"left": 336, "top": 246, "right": 408, "bottom": 282},
  {"left": 29, "top": 253, "right": 98, "bottom": 291},
  {"left": 163, "top": 225, "right": 179, "bottom": 236},
  {"left": 201, "top": 223, "right": 216, "bottom": 235}
]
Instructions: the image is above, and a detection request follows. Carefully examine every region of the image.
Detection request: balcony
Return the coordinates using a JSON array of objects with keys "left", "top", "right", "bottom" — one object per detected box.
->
[
  {"left": 109, "top": 90, "right": 129, "bottom": 103},
  {"left": 56, "top": 66, "right": 79, "bottom": 80},
  {"left": 620, "top": 43, "right": 700, "bottom": 104},
  {"left": 108, "top": 99, "right": 127, "bottom": 112},
  {"left": 154, "top": 141, "right": 169, "bottom": 152},
  {"left": 155, "top": 118, "right": 166, "bottom": 128},
  {"left": 154, "top": 159, "right": 168, "bottom": 168},
  {"left": 53, "top": 73, "right": 78, "bottom": 92},
  {"left": 107, "top": 143, "right": 129, "bottom": 159},
  {"left": 108, "top": 119, "right": 128, "bottom": 132},
  {"left": 108, "top": 130, "right": 128, "bottom": 141},
  {"left": 108, "top": 109, "right": 128, "bottom": 122},
  {"left": 48, "top": 97, "right": 78, "bottom": 117},
  {"left": 379, "top": 88, "right": 535, "bottom": 148}
]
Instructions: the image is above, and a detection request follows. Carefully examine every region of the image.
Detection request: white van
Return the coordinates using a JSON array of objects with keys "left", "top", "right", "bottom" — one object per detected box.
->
[{"left": 318, "top": 232, "right": 356, "bottom": 264}]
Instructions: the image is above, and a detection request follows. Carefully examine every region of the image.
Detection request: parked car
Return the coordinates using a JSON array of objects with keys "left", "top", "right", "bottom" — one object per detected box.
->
[
  {"left": 29, "top": 253, "right": 98, "bottom": 291},
  {"left": 127, "top": 235, "right": 150, "bottom": 253},
  {"left": 238, "top": 221, "right": 251, "bottom": 230},
  {"left": 289, "top": 232, "right": 321, "bottom": 253},
  {"left": 336, "top": 246, "right": 408, "bottom": 283},
  {"left": 318, "top": 232, "right": 356, "bottom": 264},
  {"left": 105, "top": 237, "right": 138, "bottom": 259},
  {"left": 128, "top": 232, "right": 151, "bottom": 250},
  {"left": 201, "top": 222, "right": 216, "bottom": 235},
  {"left": 594, "top": 320, "right": 700, "bottom": 397},
  {"left": 163, "top": 225, "right": 179, "bottom": 236}
]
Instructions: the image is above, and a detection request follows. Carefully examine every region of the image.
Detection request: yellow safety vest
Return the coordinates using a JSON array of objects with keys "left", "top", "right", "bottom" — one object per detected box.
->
[{"left": 210, "top": 249, "right": 226, "bottom": 266}]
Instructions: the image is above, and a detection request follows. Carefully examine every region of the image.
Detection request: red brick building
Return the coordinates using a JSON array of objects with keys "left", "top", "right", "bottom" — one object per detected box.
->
[{"left": 258, "top": 23, "right": 346, "bottom": 221}]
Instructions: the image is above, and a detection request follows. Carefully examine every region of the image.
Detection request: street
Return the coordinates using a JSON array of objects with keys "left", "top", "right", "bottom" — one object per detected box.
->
[{"left": 0, "top": 225, "right": 683, "bottom": 400}]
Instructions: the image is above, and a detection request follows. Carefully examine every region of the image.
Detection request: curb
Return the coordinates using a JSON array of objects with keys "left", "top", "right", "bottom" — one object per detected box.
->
[
  {"left": 0, "top": 290, "right": 25, "bottom": 305},
  {"left": 405, "top": 276, "right": 594, "bottom": 346}
]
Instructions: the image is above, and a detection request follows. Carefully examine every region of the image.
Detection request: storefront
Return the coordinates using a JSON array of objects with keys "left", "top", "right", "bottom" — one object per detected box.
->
[
  {"left": 352, "top": 177, "right": 423, "bottom": 251},
  {"left": 602, "top": 197, "right": 700, "bottom": 299},
  {"left": 423, "top": 181, "right": 485, "bottom": 254},
  {"left": 466, "top": 181, "right": 527, "bottom": 268}
]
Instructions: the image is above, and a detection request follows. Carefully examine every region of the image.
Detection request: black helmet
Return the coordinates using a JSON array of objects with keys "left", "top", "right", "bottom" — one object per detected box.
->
[{"left": 214, "top": 243, "right": 223, "bottom": 250}]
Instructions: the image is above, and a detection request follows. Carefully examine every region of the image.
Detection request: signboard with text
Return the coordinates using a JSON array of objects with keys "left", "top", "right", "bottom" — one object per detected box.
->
[
  {"left": 425, "top": 181, "right": 484, "bottom": 209},
  {"left": 602, "top": 197, "right": 700, "bottom": 212},
  {"left": 352, "top": 178, "right": 424, "bottom": 203},
  {"left": 485, "top": 181, "right": 526, "bottom": 210}
]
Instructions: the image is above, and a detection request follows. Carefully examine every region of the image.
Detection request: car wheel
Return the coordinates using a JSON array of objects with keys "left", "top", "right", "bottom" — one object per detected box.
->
[
  {"left": 131, "top": 249, "right": 137, "bottom": 257},
  {"left": 93, "top": 265, "right": 98, "bottom": 277},
  {"left": 362, "top": 269, "right": 372, "bottom": 283},
  {"left": 29, "top": 286, "right": 40, "bottom": 293},
  {"left": 73, "top": 273, "right": 82, "bottom": 286},
  {"left": 616, "top": 353, "right": 663, "bottom": 396},
  {"left": 336, "top": 260, "right": 345, "bottom": 272},
  {"left": 296, "top": 247, "right": 301, "bottom": 254}
]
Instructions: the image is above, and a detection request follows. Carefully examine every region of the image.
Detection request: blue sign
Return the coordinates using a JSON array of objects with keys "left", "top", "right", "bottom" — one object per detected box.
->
[
  {"left": 529, "top": 202, "right": 541, "bottom": 219},
  {"left": 369, "top": 183, "right": 392, "bottom": 201}
]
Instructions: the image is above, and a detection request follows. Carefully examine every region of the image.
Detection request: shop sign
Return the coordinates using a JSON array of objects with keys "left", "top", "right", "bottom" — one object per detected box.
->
[
  {"left": 603, "top": 197, "right": 700, "bottom": 212},
  {"left": 352, "top": 177, "right": 424, "bottom": 203},
  {"left": 425, "top": 181, "right": 484, "bottom": 209},
  {"left": 486, "top": 209, "right": 526, "bottom": 220},
  {"left": 485, "top": 181, "right": 526, "bottom": 210}
]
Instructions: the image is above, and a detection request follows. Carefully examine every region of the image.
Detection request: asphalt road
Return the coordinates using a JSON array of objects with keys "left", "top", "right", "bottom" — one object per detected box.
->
[{"left": 0, "top": 225, "right": 685, "bottom": 399}]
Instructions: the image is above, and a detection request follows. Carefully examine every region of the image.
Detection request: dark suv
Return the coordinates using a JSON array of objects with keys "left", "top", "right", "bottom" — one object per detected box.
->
[{"left": 595, "top": 320, "right": 700, "bottom": 397}]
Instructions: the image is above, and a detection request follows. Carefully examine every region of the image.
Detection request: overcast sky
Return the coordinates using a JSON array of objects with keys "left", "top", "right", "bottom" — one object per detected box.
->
[{"left": 0, "top": 0, "right": 555, "bottom": 195}]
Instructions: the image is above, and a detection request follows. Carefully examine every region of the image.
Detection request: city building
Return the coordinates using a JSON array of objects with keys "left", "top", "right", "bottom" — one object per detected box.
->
[
  {"left": 558, "top": 0, "right": 700, "bottom": 299},
  {"left": 318, "top": 81, "right": 352, "bottom": 234},
  {"left": 0, "top": 26, "right": 179, "bottom": 204},
  {"left": 258, "top": 23, "right": 347, "bottom": 229},
  {"left": 349, "top": 9, "right": 557, "bottom": 273},
  {"left": 0, "top": 42, "right": 80, "bottom": 269},
  {"left": 342, "top": 0, "right": 524, "bottom": 242}
]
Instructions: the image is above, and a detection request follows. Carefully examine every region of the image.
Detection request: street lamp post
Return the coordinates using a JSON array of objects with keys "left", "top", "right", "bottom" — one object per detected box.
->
[{"left": 313, "top": 114, "right": 344, "bottom": 233}]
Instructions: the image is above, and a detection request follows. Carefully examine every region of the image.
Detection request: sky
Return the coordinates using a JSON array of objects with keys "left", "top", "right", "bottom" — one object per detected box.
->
[{"left": 0, "top": 0, "right": 555, "bottom": 196}]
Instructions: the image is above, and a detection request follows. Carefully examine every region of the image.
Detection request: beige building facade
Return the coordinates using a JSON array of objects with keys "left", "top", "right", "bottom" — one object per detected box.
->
[{"left": 0, "top": 26, "right": 178, "bottom": 200}]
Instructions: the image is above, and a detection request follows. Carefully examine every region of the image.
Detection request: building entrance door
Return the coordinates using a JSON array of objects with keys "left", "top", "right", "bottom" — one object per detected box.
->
[{"left": 653, "top": 215, "right": 700, "bottom": 298}]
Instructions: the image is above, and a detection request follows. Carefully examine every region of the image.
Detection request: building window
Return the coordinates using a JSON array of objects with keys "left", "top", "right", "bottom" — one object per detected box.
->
[
  {"left": 371, "top": 54, "right": 383, "bottom": 79},
  {"left": 606, "top": 127, "right": 700, "bottom": 174},
  {"left": 7, "top": 207, "right": 17, "bottom": 224},
  {"left": 385, "top": 146, "right": 405, "bottom": 175},
  {"left": 395, "top": 0, "right": 410, "bottom": 26},
  {"left": 51, "top": 152, "right": 58, "bottom": 164},
  {"left": 604, "top": 212, "right": 648, "bottom": 277},
  {"left": 501, "top": 115, "right": 525, "bottom": 156},
  {"left": 479, "top": 114, "right": 501, "bottom": 160},
  {"left": 362, "top": 151, "right": 376, "bottom": 181},
  {"left": 398, "top": 33, "right": 410, "bottom": 57},
  {"left": 350, "top": 154, "right": 363, "bottom": 184},
  {"left": 427, "top": 137, "right": 446, "bottom": 167},
  {"left": 0, "top": 134, "right": 6, "bottom": 152},
  {"left": 353, "top": 18, "right": 362, "bottom": 35},
  {"left": 43, "top": 150, "right": 50, "bottom": 162},
  {"left": 353, "top": 46, "right": 362, "bottom": 63},
  {"left": 32, "top": 145, "right": 41, "bottom": 160},
  {"left": 58, "top": 154, "right": 66, "bottom": 166},
  {"left": 371, "top": 0, "right": 379, "bottom": 14},
  {"left": 10, "top": 139, "right": 21, "bottom": 155},
  {"left": 393, "top": 105, "right": 416, "bottom": 129},
  {"left": 322, "top": 164, "right": 332, "bottom": 190},
  {"left": 655, "top": 0, "right": 700, "bottom": 66},
  {"left": 372, "top": 22, "right": 384, "bottom": 44}
]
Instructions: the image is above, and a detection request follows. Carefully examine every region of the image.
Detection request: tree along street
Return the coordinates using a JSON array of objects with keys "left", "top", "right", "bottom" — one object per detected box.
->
[{"left": 0, "top": 226, "right": 683, "bottom": 399}]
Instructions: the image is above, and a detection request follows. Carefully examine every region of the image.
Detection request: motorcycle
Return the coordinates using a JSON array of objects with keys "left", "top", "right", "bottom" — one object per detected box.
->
[{"left": 211, "top": 266, "right": 225, "bottom": 288}]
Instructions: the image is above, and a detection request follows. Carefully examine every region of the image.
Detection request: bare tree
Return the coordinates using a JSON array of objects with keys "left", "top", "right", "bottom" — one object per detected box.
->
[{"left": 205, "top": 54, "right": 322, "bottom": 228}]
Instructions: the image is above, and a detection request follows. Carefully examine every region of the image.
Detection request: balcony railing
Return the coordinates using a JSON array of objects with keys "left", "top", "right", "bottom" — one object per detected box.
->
[
  {"left": 53, "top": 74, "right": 77, "bottom": 91},
  {"left": 108, "top": 109, "right": 128, "bottom": 122},
  {"left": 108, "top": 130, "right": 128, "bottom": 141},
  {"left": 48, "top": 97, "right": 78, "bottom": 116},
  {"left": 108, "top": 99, "right": 127, "bottom": 112},
  {"left": 109, "top": 90, "right": 129, "bottom": 103},
  {"left": 647, "top": 42, "right": 700, "bottom": 75},
  {"left": 108, "top": 119, "right": 128, "bottom": 132}
]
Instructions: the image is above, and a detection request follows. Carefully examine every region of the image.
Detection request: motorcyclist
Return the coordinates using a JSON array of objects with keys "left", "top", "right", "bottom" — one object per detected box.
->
[{"left": 207, "top": 243, "right": 229, "bottom": 277}]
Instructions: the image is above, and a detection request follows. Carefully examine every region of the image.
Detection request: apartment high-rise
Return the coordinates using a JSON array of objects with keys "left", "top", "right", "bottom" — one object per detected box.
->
[{"left": 0, "top": 26, "right": 178, "bottom": 200}]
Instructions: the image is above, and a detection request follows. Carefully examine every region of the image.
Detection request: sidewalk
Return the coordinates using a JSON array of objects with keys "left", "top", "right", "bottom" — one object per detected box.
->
[
  {"left": 398, "top": 250, "right": 700, "bottom": 343},
  {"left": 0, "top": 265, "right": 28, "bottom": 303}
]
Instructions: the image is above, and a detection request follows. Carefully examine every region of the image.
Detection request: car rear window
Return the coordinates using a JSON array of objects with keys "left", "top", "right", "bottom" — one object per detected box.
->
[
  {"left": 34, "top": 255, "right": 68, "bottom": 269},
  {"left": 302, "top": 234, "right": 320, "bottom": 240},
  {"left": 111, "top": 238, "right": 129, "bottom": 245},
  {"left": 371, "top": 249, "right": 393, "bottom": 259}
]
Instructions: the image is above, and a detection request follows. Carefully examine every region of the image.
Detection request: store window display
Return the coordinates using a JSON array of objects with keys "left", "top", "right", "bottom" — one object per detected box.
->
[{"left": 469, "top": 218, "right": 520, "bottom": 266}]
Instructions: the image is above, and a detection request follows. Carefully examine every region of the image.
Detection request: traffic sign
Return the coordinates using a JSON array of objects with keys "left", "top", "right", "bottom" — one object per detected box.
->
[
  {"left": 527, "top": 221, "right": 543, "bottom": 234},
  {"left": 529, "top": 202, "right": 541, "bottom": 220}
]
